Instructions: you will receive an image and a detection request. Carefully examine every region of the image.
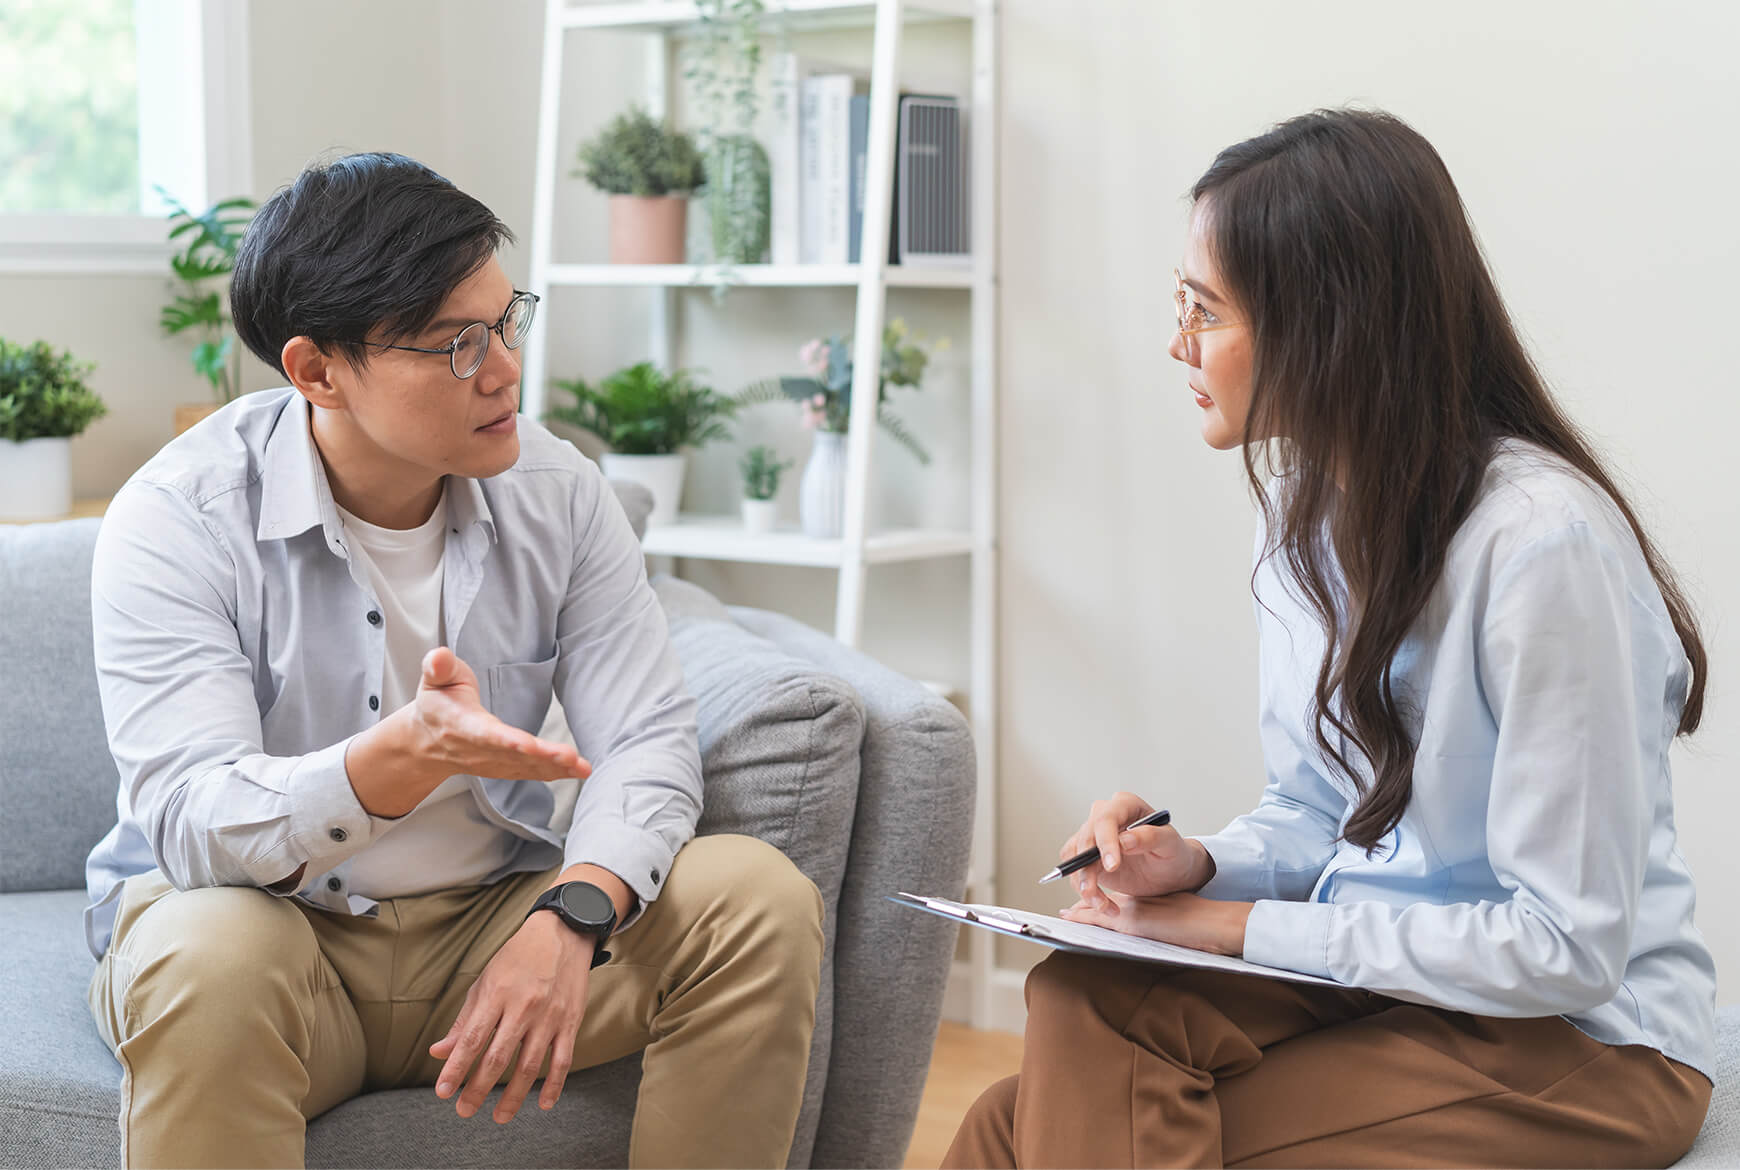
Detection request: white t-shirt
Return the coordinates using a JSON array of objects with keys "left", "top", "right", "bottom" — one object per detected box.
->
[{"left": 336, "top": 484, "right": 523, "bottom": 899}]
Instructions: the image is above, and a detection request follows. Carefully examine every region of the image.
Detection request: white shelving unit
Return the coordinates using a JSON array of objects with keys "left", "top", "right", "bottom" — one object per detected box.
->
[{"left": 521, "top": 0, "right": 1000, "bottom": 1028}]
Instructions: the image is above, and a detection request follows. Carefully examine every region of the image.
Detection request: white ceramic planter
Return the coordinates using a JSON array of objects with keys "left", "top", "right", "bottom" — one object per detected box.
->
[
  {"left": 799, "top": 431, "right": 847, "bottom": 539},
  {"left": 602, "top": 452, "right": 687, "bottom": 526},
  {"left": 741, "top": 497, "right": 777, "bottom": 535},
  {"left": 0, "top": 436, "right": 72, "bottom": 522}
]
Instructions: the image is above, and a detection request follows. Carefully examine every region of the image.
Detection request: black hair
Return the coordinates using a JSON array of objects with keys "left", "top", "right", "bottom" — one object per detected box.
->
[{"left": 231, "top": 152, "right": 514, "bottom": 376}]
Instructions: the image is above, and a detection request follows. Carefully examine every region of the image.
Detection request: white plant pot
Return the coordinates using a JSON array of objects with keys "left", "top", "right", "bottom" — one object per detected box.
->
[
  {"left": 0, "top": 436, "right": 72, "bottom": 522},
  {"left": 740, "top": 497, "right": 778, "bottom": 535},
  {"left": 799, "top": 431, "right": 847, "bottom": 540},
  {"left": 602, "top": 452, "right": 687, "bottom": 527}
]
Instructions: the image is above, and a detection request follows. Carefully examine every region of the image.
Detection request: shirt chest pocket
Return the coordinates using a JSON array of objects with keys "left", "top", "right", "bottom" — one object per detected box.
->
[{"left": 483, "top": 654, "right": 559, "bottom": 734}]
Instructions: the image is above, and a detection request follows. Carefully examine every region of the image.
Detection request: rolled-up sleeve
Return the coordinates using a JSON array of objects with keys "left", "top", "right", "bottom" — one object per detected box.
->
[
  {"left": 91, "top": 482, "right": 394, "bottom": 894},
  {"left": 552, "top": 465, "right": 702, "bottom": 922},
  {"left": 1242, "top": 523, "right": 1663, "bottom": 1017}
]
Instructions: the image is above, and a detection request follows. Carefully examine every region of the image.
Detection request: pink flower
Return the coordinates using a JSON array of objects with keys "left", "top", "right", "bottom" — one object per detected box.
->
[
  {"left": 811, "top": 393, "right": 826, "bottom": 408},
  {"left": 799, "top": 338, "right": 830, "bottom": 377},
  {"left": 801, "top": 402, "right": 824, "bottom": 430}
]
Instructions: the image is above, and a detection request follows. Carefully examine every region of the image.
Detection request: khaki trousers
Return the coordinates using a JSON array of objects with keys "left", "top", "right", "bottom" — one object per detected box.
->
[
  {"left": 944, "top": 952, "right": 1711, "bottom": 1169},
  {"left": 88, "top": 834, "right": 824, "bottom": 1169}
]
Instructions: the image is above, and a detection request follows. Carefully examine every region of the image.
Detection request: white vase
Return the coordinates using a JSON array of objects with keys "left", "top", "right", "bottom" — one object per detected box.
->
[
  {"left": 602, "top": 452, "right": 687, "bottom": 526},
  {"left": 740, "top": 497, "right": 778, "bottom": 535},
  {"left": 0, "top": 436, "right": 72, "bottom": 522},
  {"left": 799, "top": 431, "right": 847, "bottom": 540}
]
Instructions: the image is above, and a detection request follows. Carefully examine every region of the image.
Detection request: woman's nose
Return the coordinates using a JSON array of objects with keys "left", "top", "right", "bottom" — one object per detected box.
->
[{"left": 1167, "top": 328, "right": 1190, "bottom": 365}]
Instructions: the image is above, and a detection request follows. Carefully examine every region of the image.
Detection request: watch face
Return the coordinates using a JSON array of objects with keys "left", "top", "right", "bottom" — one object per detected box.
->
[{"left": 557, "top": 882, "right": 614, "bottom": 928}]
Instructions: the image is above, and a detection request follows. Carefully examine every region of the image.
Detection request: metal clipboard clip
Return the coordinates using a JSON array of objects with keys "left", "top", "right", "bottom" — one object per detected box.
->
[{"left": 898, "top": 894, "right": 1057, "bottom": 941}]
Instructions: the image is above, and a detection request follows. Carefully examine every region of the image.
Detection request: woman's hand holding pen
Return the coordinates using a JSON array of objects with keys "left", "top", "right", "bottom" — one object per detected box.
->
[
  {"left": 1058, "top": 792, "right": 1213, "bottom": 905},
  {"left": 1054, "top": 791, "right": 1254, "bottom": 957}
]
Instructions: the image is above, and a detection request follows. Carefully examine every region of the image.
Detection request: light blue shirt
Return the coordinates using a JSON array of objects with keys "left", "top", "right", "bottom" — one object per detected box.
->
[
  {"left": 1196, "top": 441, "right": 1717, "bottom": 1079},
  {"left": 83, "top": 388, "right": 702, "bottom": 959}
]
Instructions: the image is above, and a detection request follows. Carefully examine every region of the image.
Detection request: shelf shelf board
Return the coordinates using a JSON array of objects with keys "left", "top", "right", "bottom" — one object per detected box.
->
[
  {"left": 641, "top": 514, "right": 974, "bottom": 567},
  {"left": 561, "top": 0, "right": 974, "bottom": 34},
  {"left": 544, "top": 262, "right": 973, "bottom": 289}
]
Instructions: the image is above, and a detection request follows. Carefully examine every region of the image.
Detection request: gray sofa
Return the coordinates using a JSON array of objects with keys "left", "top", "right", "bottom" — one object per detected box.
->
[{"left": 0, "top": 508, "right": 976, "bottom": 1169}]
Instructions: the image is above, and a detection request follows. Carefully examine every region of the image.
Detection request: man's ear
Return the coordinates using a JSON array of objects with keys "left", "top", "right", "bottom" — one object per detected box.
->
[{"left": 281, "top": 336, "right": 348, "bottom": 410}]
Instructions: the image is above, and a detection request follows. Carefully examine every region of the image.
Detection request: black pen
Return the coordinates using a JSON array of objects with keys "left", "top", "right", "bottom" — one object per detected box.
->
[{"left": 1038, "top": 808, "right": 1171, "bottom": 884}]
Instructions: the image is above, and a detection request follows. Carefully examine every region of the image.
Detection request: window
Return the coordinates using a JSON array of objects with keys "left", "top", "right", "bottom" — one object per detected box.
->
[{"left": 0, "top": 0, "right": 252, "bottom": 273}]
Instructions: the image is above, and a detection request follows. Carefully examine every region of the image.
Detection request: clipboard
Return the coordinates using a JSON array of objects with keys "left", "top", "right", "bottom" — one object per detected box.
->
[{"left": 891, "top": 892, "right": 1345, "bottom": 988}]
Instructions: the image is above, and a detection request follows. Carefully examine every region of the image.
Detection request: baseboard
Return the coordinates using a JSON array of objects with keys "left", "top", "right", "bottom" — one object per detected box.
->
[{"left": 940, "top": 960, "right": 1028, "bottom": 1034}]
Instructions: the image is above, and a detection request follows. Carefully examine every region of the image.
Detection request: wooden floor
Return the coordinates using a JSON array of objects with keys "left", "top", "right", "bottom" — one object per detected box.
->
[{"left": 903, "top": 1023, "right": 1025, "bottom": 1168}]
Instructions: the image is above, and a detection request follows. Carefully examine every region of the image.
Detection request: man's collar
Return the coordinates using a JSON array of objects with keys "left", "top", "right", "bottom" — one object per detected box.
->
[
  {"left": 255, "top": 392, "right": 497, "bottom": 549},
  {"left": 256, "top": 393, "right": 339, "bottom": 547}
]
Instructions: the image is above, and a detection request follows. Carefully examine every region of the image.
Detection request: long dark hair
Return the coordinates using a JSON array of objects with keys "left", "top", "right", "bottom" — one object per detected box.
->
[{"left": 1192, "top": 108, "right": 1706, "bottom": 851}]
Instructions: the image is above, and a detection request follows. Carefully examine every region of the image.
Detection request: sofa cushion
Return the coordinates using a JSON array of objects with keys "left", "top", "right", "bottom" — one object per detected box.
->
[{"left": 0, "top": 518, "right": 121, "bottom": 893}]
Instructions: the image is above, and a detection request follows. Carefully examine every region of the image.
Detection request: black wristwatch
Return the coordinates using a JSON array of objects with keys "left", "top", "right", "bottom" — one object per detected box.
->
[{"left": 525, "top": 881, "right": 617, "bottom": 968}]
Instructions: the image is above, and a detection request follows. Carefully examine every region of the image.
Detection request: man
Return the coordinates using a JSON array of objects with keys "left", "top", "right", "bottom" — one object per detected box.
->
[{"left": 83, "top": 152, "right": 823, "bottom": 1169}]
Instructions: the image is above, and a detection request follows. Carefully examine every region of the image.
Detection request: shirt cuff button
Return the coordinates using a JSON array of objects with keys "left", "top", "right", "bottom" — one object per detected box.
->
[
  {"left": 650, "top": 868, "right": 660, "bottom": 884},
  {"left": 329, "top": 827, "right": 348, "bottom": 843},
  {"left": 326, "top": 877, "right": 342, "bottom": 892}
]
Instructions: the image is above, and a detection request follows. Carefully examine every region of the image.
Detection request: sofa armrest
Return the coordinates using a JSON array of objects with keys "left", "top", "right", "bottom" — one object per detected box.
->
[{"left": 728, "top": 607, "right": 976, "bottom": 1170}]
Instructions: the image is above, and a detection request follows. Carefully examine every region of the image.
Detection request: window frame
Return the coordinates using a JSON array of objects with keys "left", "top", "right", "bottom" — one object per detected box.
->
[{"left": 0, "top": 0, "right": 253, "bottom": 275}]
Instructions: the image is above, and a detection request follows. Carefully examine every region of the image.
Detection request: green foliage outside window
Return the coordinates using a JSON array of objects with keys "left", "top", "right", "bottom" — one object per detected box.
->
[{"left": 0, "top": 0, "right": 139, "bottom": 213}]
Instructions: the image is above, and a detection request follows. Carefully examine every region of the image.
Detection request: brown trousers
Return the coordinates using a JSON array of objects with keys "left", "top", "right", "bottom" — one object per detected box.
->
[
  {"left": 943, "top": 952, "right": 1711, "bottom": 1169},
  {"left": 88, "top": 834, "right": 824, "bottom": 1169}
]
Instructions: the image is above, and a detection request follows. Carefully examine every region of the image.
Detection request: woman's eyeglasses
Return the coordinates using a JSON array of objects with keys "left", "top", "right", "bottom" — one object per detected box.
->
[
  {"left": 365, "top": 290, "right": 540, "bottom": 380},
  {"left": 1173, "top": 269, "right": 1240, "bottom": 358}
]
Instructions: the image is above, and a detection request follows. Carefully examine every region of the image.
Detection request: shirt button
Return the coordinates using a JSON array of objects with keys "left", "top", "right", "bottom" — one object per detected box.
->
[
  {"left": 326, "top": 877, "right": 342, "bottom": 892},
  {"left": 650, "top": 868, "right": 661, "bottom": 884},
  {"left": 366, "top": 610, "right": 382, "bottom": 627},
  {"left": 368, "top": 695, "right": 379, "bottom": 711},
  {"left": 329, "top": 827, "right": 347, "bottom": 843}
]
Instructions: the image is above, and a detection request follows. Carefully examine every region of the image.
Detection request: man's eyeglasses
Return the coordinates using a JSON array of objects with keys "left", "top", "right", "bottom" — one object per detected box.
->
[
  {"left": 1173, "top": 269, "right": 1240, "bottom": 358},
  {"left": 366, "top": 290, "right": 540, "bottom": 380}
]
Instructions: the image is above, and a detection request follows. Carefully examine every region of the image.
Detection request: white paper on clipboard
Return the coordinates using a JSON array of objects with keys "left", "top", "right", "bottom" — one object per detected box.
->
[{"left": 891, "top": 893, "right": 1345, "bottom": 988}]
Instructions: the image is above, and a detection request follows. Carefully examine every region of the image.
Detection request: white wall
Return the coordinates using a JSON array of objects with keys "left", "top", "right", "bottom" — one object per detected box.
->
[
  {"left": 6, "top": 0, "right": 1737, "bottom": 1001},
  {"left": 991, "top": 0, "right": 1740, "bottom": 991}
]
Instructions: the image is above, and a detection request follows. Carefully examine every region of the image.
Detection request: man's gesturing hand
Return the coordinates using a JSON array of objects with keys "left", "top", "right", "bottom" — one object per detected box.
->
[
  {"left": 342, "top": 647, "right": 590, "bottom": 820},
  {"left": 430, "top": 911, "right": 595, "bottom": 1123},
  {"left": 410, "top": 647, "right": 587, "bottom": 787}
]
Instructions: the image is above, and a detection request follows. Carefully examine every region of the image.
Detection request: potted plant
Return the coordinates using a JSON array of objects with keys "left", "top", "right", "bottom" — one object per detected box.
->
[
  {"left": 738, "top": 444, "right": 791, "bottom": 534},
  {"left": 0, "top": 339, "right": 107, "bottom": 521},
  {"left": 687, "top": 0, "right": 772, "bottom": 267},
  {"left": 547, "top": 361, "right": 735, "bottom": 525},
  {"left": 573, "top": 108, "right": 706, "bottom": 265},
  {"left": 159, "top": 191, "right": 256, "bottom": 434},
  {"left": 737, "top": 317, "right": 944, "bottom": 538}
]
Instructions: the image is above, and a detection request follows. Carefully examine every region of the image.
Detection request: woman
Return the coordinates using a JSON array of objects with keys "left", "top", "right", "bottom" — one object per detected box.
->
[{"left": 944, "top": 109, "right": 1716, "bottom": 1169}]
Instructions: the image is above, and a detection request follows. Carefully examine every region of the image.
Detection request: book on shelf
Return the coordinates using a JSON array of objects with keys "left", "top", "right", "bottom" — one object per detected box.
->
[
  {"left": 848, "top": 92, "right": 870, "bottom": 263},
  {"left": 801, "top": 71, "right": 859, "bottom": 265},
  {"left": 767, "top": 51, "right": 970, "bottom": 270}
]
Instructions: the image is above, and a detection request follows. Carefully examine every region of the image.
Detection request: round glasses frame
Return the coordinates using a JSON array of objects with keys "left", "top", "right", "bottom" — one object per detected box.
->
[
  {"left": 365, "top": 290, "right": 541, "bottom": 380},
  {"left": 1173, "top": 268, "right": 1241, "bottom": 359}
]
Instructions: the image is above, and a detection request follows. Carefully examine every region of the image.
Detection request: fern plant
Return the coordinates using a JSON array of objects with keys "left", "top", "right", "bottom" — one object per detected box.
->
[
  {"left": 159, "top": 190, "right": 256, "bottom": 403},
  {"left": 739, "top": 444, "right": 792, "bottom": 500},
  {"left": 548, "top": 362, "right": 735, "bottom": 456}
]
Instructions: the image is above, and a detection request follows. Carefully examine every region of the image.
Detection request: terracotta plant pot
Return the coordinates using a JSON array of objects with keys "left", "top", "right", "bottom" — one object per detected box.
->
[
  {"left": 608, "top": 195, "right": 689, "bottom": 265},
  {"left": 174, "top": 402, "right": 221, "bottom": 436}
]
